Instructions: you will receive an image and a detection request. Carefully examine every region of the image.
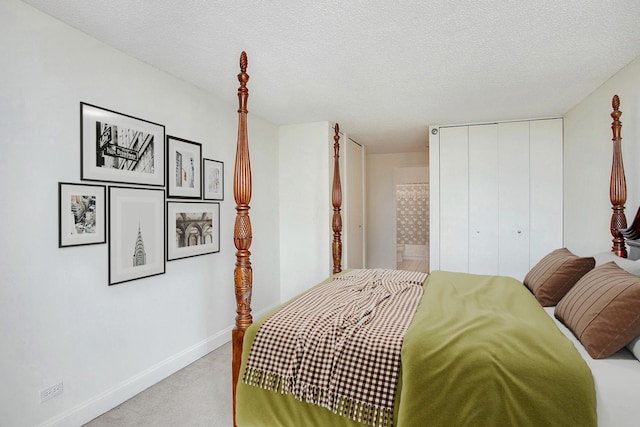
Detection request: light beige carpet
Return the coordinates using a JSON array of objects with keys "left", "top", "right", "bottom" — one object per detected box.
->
[{"left": 84, "top": 342, "right": 232, "bottom": 426}]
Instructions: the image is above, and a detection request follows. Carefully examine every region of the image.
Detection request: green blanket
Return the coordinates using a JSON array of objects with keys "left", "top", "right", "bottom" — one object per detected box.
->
[{"left": 237, "top": 271, "right": 597, "bottom": 426}]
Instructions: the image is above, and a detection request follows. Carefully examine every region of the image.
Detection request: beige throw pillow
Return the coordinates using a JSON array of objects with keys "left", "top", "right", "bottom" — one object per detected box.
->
[
  {"left": 555, "top": 261, "right": 640, "bottom": 359},
  {"left": 523, "top": 248, "right": 595, "bottom": 306}
]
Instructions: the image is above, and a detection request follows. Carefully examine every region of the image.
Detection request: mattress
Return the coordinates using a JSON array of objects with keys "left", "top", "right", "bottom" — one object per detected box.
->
[{"left": 544, "top": 307, "right": 640, "bottom": 427}]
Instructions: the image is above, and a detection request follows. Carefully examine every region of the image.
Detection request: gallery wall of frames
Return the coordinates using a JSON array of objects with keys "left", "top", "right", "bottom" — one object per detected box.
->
[{"left": 58, "top": 102, "right": 224, "bottom": 285}]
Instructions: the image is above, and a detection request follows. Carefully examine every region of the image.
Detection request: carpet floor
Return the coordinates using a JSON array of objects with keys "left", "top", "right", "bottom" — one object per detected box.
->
[{"left": 83, "top": 342, "right": 232, "bottom": 426}]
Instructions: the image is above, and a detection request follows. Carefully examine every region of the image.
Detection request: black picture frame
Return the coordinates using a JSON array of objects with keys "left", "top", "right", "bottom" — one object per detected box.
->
[
  {"left": 203, "top": 158, "right": 224, "bottom": 201},
  {"left": 80, "top": 102, "right": 165, "bottom": 186},
  {"left": 58, "top": 182, "right": 106, "bottom": 247},
  {"left": 108, "top": 186, "right": 166, "bottom": 285},
  {"left": 166, "top": 135, "right": 202, "bottom": 199},
  {"left": 167, "top": 201, "right": 220, "bottom": 261}
]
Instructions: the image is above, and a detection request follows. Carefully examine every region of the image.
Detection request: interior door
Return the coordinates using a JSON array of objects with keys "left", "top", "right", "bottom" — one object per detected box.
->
[
  {"left": 439, "top": 126, "right": 469, "bottom": 273},
  {"left": 498, "top": 121, "right": 530, "bottom": 280},
  {"left": 468, "top": 124, "right": 499, "bottom": 275},
  {"left": 346, "top": 138, "right": 364, "bottom": 268}
]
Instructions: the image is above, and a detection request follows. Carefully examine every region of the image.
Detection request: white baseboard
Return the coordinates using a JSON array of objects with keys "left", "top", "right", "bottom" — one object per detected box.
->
[
  {"left": 40, "top": 327, "right": 232, "bottom": 427},
  {"left": 39, "top": 304, "right": 279, "bottom": 427}
]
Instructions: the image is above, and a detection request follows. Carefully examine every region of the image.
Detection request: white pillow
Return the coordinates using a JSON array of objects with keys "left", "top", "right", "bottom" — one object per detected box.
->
[
  {"left": 628, "top": 336, "right": 640, "bottom": 361},
  {"left": 593, "top": 252, "right": 640, "bottom": 275}
]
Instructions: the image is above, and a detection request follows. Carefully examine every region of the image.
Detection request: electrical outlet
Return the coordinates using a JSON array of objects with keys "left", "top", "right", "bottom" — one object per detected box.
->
[{"left": 40, "top": 382, "right": 63, "bottom": 403}]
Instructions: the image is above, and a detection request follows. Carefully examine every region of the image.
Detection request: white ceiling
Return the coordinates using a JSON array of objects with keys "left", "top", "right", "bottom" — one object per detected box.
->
[{"left": 21, "top": 0, "right": 640, "bottom": 153}]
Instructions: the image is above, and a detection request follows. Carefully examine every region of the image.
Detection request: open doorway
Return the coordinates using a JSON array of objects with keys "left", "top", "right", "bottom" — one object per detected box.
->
[{"left": 395, "top": 167, "right": 429, "bottom": 272}]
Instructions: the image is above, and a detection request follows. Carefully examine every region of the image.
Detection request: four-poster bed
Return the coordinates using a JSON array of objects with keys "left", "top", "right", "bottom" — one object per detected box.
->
[
  {"left": 609, "top": 94, "right": 628, "bottom": 257},
  {"left": 230, "top": 52, "right": 640, "bottom": 426},
  {"left": 232, "top": 51, "right": 253, "bottom": 427}
]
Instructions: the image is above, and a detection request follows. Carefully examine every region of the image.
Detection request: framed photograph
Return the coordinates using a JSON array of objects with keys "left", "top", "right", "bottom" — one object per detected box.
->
[
  {"left": 203, "top": 158, "right": 224, "bottom": 201},
  {"left": 167, "top": 201, "right": 220, "bottom": 261},
  {"left": 58, "top": 182, "right": 106, "bottom": 247},
  {"left": 81, "top": 102, "right": 165, "bottom": 186},
  {"left": 167, "top": 136, "right": 202, "bottom": 199},
  {"left": 109, "top": 186, "right": 165, "bottom": 285}
]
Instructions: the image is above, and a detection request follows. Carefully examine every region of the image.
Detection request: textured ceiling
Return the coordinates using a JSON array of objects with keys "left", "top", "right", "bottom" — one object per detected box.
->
[{"left": 21, "top": 0, "right": 640, "bottom": 153}]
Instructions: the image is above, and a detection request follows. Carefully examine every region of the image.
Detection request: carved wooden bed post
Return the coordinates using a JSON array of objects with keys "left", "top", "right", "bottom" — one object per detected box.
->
[
  {"left": 609, "top": 94, "right": 628, "bottom": 257},
  {"left": 232, "top": 51, "right": 252, "bottom": 426},
  {"left": 332, "top": 123, "right": 343, "bottom": 274}
]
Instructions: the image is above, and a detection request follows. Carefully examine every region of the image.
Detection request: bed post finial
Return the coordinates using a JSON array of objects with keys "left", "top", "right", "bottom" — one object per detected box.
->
[
  {"left": 610, "top": 94, "right": 628, "bottom": 257},
  {"left": 240, "top": 50, "right": 247, "bottom": 72},
  {"left": 332, "top": 123, "right": 343, "bottom": 274},
  {"left": 237, "top": 51, "right": 249, "bottom": 114},
  {"left": 232, "top": 51, "right": 252, "bottom": 426}
]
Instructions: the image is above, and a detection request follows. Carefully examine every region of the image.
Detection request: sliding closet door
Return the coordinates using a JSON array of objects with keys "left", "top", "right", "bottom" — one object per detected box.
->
[
  {"left": 530, "top": 119, "right": 563, "bottom": 266},
  {"left": 439, "top": 126, "right": 469, "bottom": 273},
  {"left": 498, "top": 121, "right": 530, "bottom": 280},
  {"left": 468, "top": 124, "right": 499, "bottom": 275}
]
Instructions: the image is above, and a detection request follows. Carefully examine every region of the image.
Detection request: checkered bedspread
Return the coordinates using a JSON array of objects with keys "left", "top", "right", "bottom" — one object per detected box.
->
[{"left": 243, "top": 269, "right": 427, "bottom": 427}]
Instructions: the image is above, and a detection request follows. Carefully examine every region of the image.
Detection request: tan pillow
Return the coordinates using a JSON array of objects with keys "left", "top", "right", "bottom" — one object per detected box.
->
[
  {"left": 523, "top": 248, "right": 595, "bottom": 306},
  {"left": 555, "top": 261, "right": 640, "bottom": 359}
]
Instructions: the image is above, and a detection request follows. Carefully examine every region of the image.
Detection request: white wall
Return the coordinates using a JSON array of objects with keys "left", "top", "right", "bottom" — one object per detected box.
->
[
  {"left": 0, "top": 1, "right": 280, "bottom": 426},
  {"left": 278, "top": 122, "right": 332, "bottom": 301},
  {"left": 366, "top": 152, "right": 429, "bottom": 268},
  {"left": 395, "top": 167, "right": 428, "bottom": 185},
  {"left": 564, "top": 56, "right": 640, "bottom": 256}
]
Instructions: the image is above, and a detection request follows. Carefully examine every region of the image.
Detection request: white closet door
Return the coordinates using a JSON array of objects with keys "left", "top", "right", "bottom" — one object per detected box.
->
[
  {"left": 439, "top": 126, "right": 469, "bottom": 273},
  {"left": 468, "top": 124, "right": 499, "bottom": 275},
  {"left": 530, "top": 119, "right": 563, "bottom": 266},
  {"left": 498, "top": 121, "right": 530, "bottom": 280}
]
